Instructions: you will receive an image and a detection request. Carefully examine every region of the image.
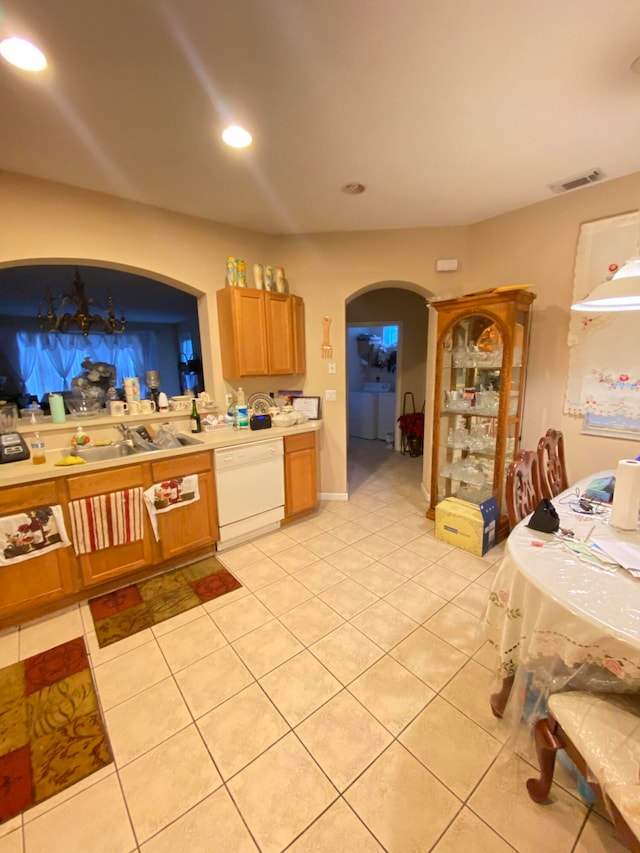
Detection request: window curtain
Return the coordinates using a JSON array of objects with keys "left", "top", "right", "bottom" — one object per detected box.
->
[
  {"left": 16, "top": 332, "right": 38, "bottom": 393},
  {"left": 16, "top": 331, "right": 157, "bottom": 401},
  {"left": 40, "top": 333, "right": 78, "bottom": 390}
]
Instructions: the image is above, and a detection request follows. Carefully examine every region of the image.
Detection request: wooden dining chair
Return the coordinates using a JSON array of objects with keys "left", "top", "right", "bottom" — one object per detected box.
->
[
  {"left": 537, "top": 428, "right": 569, "bottom": 499},
  {"left": 527, "top": 691, "right": 640, "bottom": 852},
  {"left": 505, "top": 449, "right": 542, "bottom": 531},
  {"left": 492, "top": 450, "right": 543, "bottom": 718}
]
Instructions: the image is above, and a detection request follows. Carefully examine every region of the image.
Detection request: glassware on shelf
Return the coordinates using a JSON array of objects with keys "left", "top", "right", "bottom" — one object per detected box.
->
[
  {"left": 455, "top": 483, "right": 494, "bottom": 504},
  {"left": 447, "top": 426, "right": 469, "bottom": 449},
  {"left": 450, "top": 344, "right": 503, "bottom": 369},
  {"left": 468, "top": 422, "right": 496, "bottom": 454},
  {"left": 441, "top": 456, "right": 486, "bottom": 487}
]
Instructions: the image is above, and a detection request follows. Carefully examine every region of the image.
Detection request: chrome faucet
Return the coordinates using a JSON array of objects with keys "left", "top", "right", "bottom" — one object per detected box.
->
[{"left": 113, "top": 423, "right": 133, "bottom": 441}]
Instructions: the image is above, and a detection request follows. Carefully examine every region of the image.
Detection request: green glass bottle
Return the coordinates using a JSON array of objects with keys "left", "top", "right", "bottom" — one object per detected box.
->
[{"left": 190, "top": 398, "right": 202, "bottom": 433}]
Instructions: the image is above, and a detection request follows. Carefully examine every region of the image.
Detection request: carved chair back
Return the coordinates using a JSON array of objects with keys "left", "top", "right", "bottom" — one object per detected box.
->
[
  {"left": 537, "top": 428, "right": 569, "bottom": 499},
  {"left": 505, "top": 449, "right": 542, "bottom": 530}
]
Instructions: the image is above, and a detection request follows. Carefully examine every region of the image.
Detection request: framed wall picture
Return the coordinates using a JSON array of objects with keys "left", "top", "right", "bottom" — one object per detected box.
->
[{"left": 292, "top": 396, "right": 321, "bottom": 419}]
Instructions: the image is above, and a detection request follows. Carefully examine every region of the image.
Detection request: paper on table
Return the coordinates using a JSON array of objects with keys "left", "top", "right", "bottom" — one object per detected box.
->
[
  {"left": 590, "top": 539, "right": 640, "bottom": 578},
  {"left": 562, "top": 539, "right": 619, "bottom": 570}
]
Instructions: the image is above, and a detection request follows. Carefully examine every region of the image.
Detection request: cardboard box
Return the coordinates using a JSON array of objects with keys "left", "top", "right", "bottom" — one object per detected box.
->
[{"left": 435, "top": 496, "right": 499, "bottom": 556}]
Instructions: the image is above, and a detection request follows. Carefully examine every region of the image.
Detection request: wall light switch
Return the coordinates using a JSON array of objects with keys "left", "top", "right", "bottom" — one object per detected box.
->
[
  {"left": 328, "top": 361, "right": 336, "bottom": 374},
  {"left": 325, "top": 389, "right": 337, "bottom": 402},
  {"left": 436, "top": 258, "right": 459, "bottom": 272}
]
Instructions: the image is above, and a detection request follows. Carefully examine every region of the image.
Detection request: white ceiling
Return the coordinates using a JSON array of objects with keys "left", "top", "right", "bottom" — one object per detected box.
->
[{"left": 2, "top": 0, "right": 640, "bottom": 235}]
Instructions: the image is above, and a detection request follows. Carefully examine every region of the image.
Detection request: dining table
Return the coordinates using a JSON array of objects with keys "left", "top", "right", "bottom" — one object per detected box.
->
[{"left": 481, "top": 470, "right": 640, "bottom": 735}]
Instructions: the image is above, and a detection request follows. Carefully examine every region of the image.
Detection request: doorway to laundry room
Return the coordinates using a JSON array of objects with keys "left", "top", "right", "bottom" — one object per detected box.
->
[
  {"left": 347, "top": 323, "right": 399, "bottom": 447},
  {"left": 345, "top": 286, "right": 430, "bottom": 489}
]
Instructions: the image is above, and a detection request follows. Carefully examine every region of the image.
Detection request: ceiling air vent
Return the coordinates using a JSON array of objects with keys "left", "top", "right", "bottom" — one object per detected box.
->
[{"left": 548, "top": 168, "right": 606, "bottom": 194}]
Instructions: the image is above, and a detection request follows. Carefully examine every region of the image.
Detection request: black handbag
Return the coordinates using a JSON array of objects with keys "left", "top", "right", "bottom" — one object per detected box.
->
[{"left": 526, "top": 498, "right": 560, "bottom": 533}]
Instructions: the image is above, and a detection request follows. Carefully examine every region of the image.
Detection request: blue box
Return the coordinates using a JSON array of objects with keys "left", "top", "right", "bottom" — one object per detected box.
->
[{"left": 585, "top": 475, "right": 615, "bottom": 503}]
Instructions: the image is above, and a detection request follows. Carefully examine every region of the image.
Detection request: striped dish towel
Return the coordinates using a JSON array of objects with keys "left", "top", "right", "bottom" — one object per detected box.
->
[{"left": 69, "top": 487, "right": 144, "bottom": 555}]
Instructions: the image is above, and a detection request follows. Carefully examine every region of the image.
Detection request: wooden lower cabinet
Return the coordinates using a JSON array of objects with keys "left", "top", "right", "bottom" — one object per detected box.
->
[
  {"left": 0, "top": 481, "right": 77, "bottom": 619},
  {"left": 150, "top": 452, "right": 218, "bottom": 560},
  {"left": 284, "top": 431, "right": 318, "bottom": 520},
  {"left": 64, "top": 464, "right": 154, "bottom": 588}
]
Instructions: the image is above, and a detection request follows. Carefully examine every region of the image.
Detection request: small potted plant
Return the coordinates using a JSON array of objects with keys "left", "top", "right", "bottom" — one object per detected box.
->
[{"left": 397, "top": 411, "right": 424, "bottom": 457}]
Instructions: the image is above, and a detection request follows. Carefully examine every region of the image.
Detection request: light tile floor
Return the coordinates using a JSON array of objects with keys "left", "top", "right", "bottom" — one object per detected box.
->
[{"left": 0, "top": 439, "right": 626, "bottom": 852}]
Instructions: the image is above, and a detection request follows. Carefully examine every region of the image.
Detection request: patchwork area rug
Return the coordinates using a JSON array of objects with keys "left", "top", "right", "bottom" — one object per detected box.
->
[
  {"left": 0, "top": 637, "right": 113, "bottom": 824},
  {"left": 89, "top": 556, "right": 242, "bottom": 647}
]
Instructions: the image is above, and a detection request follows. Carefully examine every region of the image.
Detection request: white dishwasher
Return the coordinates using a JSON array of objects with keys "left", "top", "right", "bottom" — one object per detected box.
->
[{"left": 214, "top": 438, "right": 285, "bottom": 550}]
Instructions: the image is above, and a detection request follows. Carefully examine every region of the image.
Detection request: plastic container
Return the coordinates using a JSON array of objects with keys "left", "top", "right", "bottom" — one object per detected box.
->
[
  {"left": 31, "top": 432, "right": 46, "bottom": 465},
  {"left": 71, "top": 426, "right": 90, "bottom": 447},
  {"left": 49, "top": 393, "right": 66, "bottom": 423},
  {"left": 236, "top": 387, "right": 249, "bottom": 429}
]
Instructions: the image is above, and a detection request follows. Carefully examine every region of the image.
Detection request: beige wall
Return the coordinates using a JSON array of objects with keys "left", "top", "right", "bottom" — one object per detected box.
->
[
  {"left": 468, "top": 172, "right": 640, "bottom": 482},
  {"left": 277, "top": 230, "right": 470, "bottom": 495},
  {"left": 0, "top": 170, "right": 276, "bottom": 408},
  {"left": 3, "top": 167, "right": 638, "bottom": 497}
]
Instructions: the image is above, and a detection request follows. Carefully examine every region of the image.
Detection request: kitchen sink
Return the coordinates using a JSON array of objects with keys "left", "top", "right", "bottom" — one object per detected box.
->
[
  {"left": 62, "top": 433, "right": 204, "bottom": 463},
  {"left": 63, "top": 442, "right": 137, "bottom": 462},
  {"left": 175, "top": 434, "right": 204, "bottom": 446}
]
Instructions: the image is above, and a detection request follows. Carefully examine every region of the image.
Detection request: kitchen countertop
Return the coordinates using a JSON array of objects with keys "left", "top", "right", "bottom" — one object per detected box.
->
[{"left": 1, "top": 413, "right": 322, "bottom": 487}]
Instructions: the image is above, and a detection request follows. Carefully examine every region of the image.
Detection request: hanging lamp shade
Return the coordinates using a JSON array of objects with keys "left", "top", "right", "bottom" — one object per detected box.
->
[{"left": 571, "top": 256, "right": 640, "bottom": 311}]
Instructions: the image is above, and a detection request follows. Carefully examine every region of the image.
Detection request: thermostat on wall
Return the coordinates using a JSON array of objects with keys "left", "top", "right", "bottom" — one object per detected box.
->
[{"left": 436, "top": 259, "right": 459, "bottom": 272}]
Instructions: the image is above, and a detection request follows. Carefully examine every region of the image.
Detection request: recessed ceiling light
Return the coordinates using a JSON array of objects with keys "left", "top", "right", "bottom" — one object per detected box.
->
[
  {"left": 341, "top": 183, "right": 366, "bottom": 195},
  {"left": 221, "top": 125, "right": 252, "bottom": 149},
  {"left": 0, "top": 36, "right": 47, "bottom": 72}
]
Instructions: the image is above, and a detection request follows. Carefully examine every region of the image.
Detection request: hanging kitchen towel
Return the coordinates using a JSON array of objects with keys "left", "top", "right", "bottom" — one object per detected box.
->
[
  {"left": 0, "top": 505, "right": 70, "bottom": 566},
  {"left": 69, "top": 487, "right": 144, "bottom": 555},
  {"left": 143, "top": 474, "right": 200, "bottom": 541}
]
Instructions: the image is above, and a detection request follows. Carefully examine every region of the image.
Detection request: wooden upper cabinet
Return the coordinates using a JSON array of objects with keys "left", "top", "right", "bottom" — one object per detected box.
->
[
  {"left": 217, "top": 287, "right": 269, "bottom": 377},
  {"left": 264, "top": 292, "right": 295, "bottom": 374},
  {"left": 291, "top": 295, "right": 306, "bottom": 375},
  {"left": 217, "top": 287, "right": 306, "bottom": 378}
]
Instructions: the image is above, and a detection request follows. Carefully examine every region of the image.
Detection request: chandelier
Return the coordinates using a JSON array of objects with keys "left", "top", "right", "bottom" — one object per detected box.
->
[{"left": 37, "top": 270, "right": 126, "bottom": 336}]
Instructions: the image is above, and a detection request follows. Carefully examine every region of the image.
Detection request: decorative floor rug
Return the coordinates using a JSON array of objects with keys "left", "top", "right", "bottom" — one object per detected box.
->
[
  {"left": 0, "top": 637, "right": 113, "bottom": 824},
  {"left": 89, "top": 556, "right": 242, "bottom": 647}
]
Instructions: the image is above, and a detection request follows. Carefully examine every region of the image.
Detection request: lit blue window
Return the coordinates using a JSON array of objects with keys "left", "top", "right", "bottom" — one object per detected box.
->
[{"left": 382, "top": 326, "right": 398, "bottom": 348}]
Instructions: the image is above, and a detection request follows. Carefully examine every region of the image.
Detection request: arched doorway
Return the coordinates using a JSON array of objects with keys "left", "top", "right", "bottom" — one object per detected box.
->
[{"left": 345, "top": 282, "right": 432, "bottom": 493}]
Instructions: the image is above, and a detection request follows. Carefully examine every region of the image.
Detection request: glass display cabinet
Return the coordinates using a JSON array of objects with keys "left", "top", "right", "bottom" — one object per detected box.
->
[{"left": 427, "top": 288, "right": 536, "bottom": 539}]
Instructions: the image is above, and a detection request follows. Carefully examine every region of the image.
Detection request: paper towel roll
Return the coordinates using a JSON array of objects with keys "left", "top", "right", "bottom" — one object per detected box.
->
[{"left": 610, "top": 459, "right": 640, "bottom": 530}]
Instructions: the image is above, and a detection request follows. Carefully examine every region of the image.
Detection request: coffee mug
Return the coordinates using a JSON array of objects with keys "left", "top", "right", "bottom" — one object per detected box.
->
[
  {"left": 123, "top": 377, "right": 140, "bottom": 402},
  {"left": 109, "top": 400, "right": 128, "bottom": 417},
  {"left": 127, "top": 400, "right": 141, "bottom": 415},
  {"left": 140, "top": 399, "right": 156, "bottom": 414}
]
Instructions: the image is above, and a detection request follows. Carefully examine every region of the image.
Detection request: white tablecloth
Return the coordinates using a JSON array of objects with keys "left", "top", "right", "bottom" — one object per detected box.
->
[{"left": 482, "top": 472, "right": 640, "bottom": 726}]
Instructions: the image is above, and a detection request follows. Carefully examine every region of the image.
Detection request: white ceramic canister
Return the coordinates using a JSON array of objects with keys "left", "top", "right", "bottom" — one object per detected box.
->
[
  {"left": 123, "top": 377, "right": 140, "bottom": 402},
  {"left": 253, "top": 263, "right": 264, "bottom": 289}
]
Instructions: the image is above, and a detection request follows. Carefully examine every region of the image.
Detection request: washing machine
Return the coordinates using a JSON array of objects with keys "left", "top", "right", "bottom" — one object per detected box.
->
[
  {"left": 348, "top": 391, "right": 378, "bottom": 439},
  {"left": 376, "top": 392, "right": 396, "bottom": 440}
]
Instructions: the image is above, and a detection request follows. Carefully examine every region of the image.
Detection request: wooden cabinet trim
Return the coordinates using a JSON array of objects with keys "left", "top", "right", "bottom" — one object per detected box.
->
[
  {"left": 284, "top": 431, "right": 316, "bottom": 453},
  {"left": 66, "top": 464, "right": 146, "bottom": 500},
  {"left": 151, "top": 450, "right": 212, "bottom": 480},
  {"left": 0, "top": 481, "right": 58, "bottom": 514}
]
